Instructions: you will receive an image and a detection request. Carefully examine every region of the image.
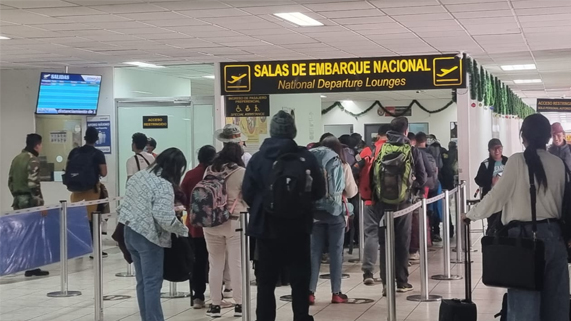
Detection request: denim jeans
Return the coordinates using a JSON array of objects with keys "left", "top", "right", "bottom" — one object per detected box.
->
[
  {"left": 507, "top": 222, "right": 569, "bottom": 321},
  {"left": 310, "top": 214, "right": 346, "bottom": 294},
  {"left": 362, "top": 205, "right": 382, "bottom": 274},
  {"left": 125, "top": 227, "right": 165, "bottom": 321}
]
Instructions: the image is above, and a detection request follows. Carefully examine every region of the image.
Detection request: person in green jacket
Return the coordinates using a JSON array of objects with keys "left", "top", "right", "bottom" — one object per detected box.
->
[{"left": 8, "top": 133, "right": 49, "bottom": 277}]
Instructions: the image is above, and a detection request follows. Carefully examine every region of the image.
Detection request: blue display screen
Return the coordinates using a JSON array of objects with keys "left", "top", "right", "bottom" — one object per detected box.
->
[{"left": 36, "top": 72, "right": 102, "bottom": 115}]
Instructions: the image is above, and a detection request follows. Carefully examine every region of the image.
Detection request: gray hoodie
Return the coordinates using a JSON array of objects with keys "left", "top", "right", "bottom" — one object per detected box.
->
[{"left": 548, "top": 142, "right": 571, "bottom": 170}]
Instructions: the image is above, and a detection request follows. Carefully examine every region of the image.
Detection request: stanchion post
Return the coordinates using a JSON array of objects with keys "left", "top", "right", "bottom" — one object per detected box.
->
[
  {"left": 385, "top": 211, "right": 396, "bottom": 321},
  {"left": 452, "top": 184, "right": 463, "bottom": 264},
  {"left": 240, "top": 212, "right": 252, "bottom": 321},
  {"left": 431, "top": 191, "right": 462, "bottom": 281},
  {"left": 407, "top": 199, "right": 441, "bottom": 302},
  {"left": 47, "top": 200, "right": 82, "bottom": 298},
  {"left": 93, "top": 212, "right": 104, "bottom": 321},
  {"left": 116, "top": 263, "right": 135, "bottom": 277},
  {"left": 350, "top": 197, "right": 365, "bottom": 263},
  {"left": 160, "top": 281, "right": 190, "bottom": 298}
]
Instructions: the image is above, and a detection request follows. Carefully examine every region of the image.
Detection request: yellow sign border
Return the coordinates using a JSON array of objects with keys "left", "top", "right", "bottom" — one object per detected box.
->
[
  {"left": 432, "top": 57, "right": 463, "bottom": 87},
  {"left": 224, "top": 65, "right": 251, "bottom": 93}
]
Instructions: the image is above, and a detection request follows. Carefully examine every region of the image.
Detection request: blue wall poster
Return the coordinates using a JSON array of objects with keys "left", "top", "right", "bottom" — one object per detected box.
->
[{"left": 86, "top": 115, "right": 111, "bottom": 154}]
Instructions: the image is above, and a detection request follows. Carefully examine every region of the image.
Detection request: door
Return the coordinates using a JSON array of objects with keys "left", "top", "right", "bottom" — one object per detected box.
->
[{"left": 324, "top": 124, "right": 353, "bottom": 138}]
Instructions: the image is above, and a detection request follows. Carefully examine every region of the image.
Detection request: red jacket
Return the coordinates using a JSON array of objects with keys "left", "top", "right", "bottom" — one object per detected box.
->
[
  {"left": 360, "top": 139, "right": 386, "bottom": 206},
  {"left": 181, "top": 163, "right": 207, "bottom": 238}
]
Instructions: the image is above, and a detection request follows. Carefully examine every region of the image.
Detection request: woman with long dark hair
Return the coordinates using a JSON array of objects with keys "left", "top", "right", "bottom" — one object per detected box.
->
[
  {"left": 309, "top": 136, "right": 358, "bottom": 304},
  {"left": 118, "top": 147, "right": 189, "bottom": 321},
  {"left": 202, "top": 142, "right": 247, "bottom": 318},
  {"left": 466, "top": 114, "right": 569, "bottom": 321}
]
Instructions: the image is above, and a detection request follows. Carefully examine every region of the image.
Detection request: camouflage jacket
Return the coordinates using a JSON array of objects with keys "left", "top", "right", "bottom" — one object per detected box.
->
[{"left": 8, "top": 149, "right": 44, "bottom": 209}]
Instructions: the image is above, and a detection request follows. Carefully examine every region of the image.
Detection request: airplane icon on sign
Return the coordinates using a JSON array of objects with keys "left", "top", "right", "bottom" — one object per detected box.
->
[
  {"left": 436, "top": 66, "right": 458, "bottom": 78},
  {"left": 228, "top": 74, "right": 247, "bottom": 84}
]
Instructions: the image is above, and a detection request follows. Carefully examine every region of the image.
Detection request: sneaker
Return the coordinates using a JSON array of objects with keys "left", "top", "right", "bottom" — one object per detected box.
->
[
  {"left": 397, "top": 283, "right": 414, "bottom": 293},
  {"left": 363, "top": 272, "right": 375, "bottom": 286},
  {"left": 89, "top": 252, "right": 108, "bottom": 259},
  {"left": 234, "top": 304, "right": 242, "bottom": 317},
  {"left": 331, "top": 292, "right": 349, "bottom": 303},
  {"left": 24, "top": 269, "right": 49, "bottom": 277},
  {"left": 206, "top": 305, "right": 221, "bottom": 318},
  {"left": 220, "top": 300, "right": 234, "bottom": 309},
  {"left": 409, "top": 252, "right": 420, "bottom": 261},
  {"left": 309, "top": 292, "right": 315, "bottom": 305},
  {"left": 382, "top": 285, "right": 387, "bottom": 297},
  {"left": 223, "top": 288, "right": 233, "bottom": 298},
  {"left": 433, "top": 235, "right": 443, "bottom": 242},
  {"left": 193, "top": 298, "right": 205, "bottom": 309}
]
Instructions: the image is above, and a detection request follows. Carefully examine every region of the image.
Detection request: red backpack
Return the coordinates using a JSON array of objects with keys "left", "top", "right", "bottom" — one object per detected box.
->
[{"left": 356, "top": 143, "right": 384, "bottom": 201}]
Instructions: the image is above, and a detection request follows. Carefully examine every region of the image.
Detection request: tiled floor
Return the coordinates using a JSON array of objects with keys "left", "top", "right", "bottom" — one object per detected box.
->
[{"left": 0, "top": 232, "right": 506, "bottom": 321}]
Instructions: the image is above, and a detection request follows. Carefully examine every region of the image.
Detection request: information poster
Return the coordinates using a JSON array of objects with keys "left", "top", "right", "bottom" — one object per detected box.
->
[
  {"left": 87, "top": 115, "right": 111, "bottom": 154},
  {"left": 225, "top": 116, "right": 268, "bottom": 143}
]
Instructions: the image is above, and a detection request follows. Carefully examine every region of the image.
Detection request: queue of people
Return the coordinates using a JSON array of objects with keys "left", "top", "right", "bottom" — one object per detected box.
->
[{"left": 8, "top": 110, "right": 571, "bottom": 321}]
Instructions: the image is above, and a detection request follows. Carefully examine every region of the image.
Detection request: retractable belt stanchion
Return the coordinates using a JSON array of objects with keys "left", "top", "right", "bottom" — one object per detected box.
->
[
  {"left": 431, "top": 190, "right": 462, "bottom": 281},
  {"left": 239, "top": 212, "right": 252, "bottom": 321},
  {"left": 116, "top": 263, "right": 135, "bottom": 277},
  {"left": 161, "top": 282, "right": 190, "bottom": 298},
  {"left": 92, "top": 212, "right": 104, "bottom": 321},
  {"left": 384, "top": 210, "right": 397, "bottom": 321},
  {"left": 451, "top": 183, "right": 464, "bottom": 264},
  {"left": 47, "top": 200, "right": 82, "bottom": 298},
  {"left": 407, "top": 198, "right": 442, "bottom": 302}
]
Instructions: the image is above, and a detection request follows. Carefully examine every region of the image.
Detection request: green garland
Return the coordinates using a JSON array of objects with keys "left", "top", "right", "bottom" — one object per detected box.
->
[
  {"left": 321, "top": 99, "right": 455, "bottom": 118},
  {"left": 466, "top": 58, "right": 534, "bottom": 118}
]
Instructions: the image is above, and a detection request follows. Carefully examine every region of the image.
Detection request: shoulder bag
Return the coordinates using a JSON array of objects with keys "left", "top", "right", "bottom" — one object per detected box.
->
[{"left": 480, "top": 163, "right": 545, "bottom": 291}]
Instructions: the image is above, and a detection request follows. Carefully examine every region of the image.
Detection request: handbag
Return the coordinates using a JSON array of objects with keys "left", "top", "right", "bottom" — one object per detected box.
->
[
  {"left": 163, "top": 234, "right": 195, "bottom": 282},
  {"left": 480, "top": 163, "right": 545, "bottom": 291}
]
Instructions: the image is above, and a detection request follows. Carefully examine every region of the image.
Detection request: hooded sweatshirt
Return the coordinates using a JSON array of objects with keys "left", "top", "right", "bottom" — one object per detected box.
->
[{"left": 242, "top": 137, "right": 326, "bottom": 239}]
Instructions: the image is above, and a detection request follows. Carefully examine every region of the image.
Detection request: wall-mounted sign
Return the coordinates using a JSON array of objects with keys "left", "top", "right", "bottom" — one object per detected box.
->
[
  {"left": 87, "top": 115, "right": 111, "bottom": 154},
  {"left": 220, "top": 54, "right": 465, "bottom": 95},
  {"left": 385, "top": 106, "right": 412, "bottom": 117},
  {"left": 225, "top": 95, "right": 270, "bottom": 117},
  {"left": 537, "top": 98, "right": 571, "bottom": 113},
  {"left": 143, "top": 116, "right": 168, "bottom": 129}
]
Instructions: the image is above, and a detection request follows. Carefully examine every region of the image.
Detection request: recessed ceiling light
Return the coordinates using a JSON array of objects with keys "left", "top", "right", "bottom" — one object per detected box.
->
[
  {"left": 514, "top": 79, "right": 542, "bottom": 84},
  {"left": 273, "top": 12, "right": 323, "bottom": 26},
  {"left": 0, "top": 36, "right": 10, "bottom": 40},
  {"left": 320, "top": 95, "right": 327, "bottom": 98},
  {"left": 124, "top": 61, "right": 165, "bottom": 68},
  {"left": 342, "top": 100, "right": 353, "bottom": 104},
  {"left": 501, "top": 64, "right": 536, "bottom": 71},
  {"left": 203, "top": 75, "right": 215, "bottom": 79}
]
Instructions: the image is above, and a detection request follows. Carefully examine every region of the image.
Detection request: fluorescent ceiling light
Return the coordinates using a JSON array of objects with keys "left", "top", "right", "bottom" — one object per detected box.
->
[
  {"left": 342, "top": 100, "right": 353, "bottom": 104},
  {"left": 203, "top": 75, "right": 215, "bottom": 79},
  {"left": 124, "top": 61, "right": 164, "bottom": 68},
  {"left": 0, "top": 36, "right": 10, "bottom": 40},
  {"left": 273, "top": 12, "right": 323, "bottom": 26},
  {"left": 514, "top": 79, "right": 542, "bottom": 84},
  {"left": 132, "top": 90, "right": 152, "bottom": 94},
  {"left": 501, "top": 64, "right": 536, "bottom": 71},
  {"left": 320, "top": 95, "right": 327, "bottom": 98}
]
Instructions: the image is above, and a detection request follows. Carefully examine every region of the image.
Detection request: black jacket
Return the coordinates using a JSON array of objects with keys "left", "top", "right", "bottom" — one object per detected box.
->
[
  {"left": 475, "top": 155, "right": 509, "bottom": 198},
  {"left": 418, "top": 147, "right": 438, "bottom": 191},
  {"left": 242, "top": 137, "right": 326, "bottom": 239}
]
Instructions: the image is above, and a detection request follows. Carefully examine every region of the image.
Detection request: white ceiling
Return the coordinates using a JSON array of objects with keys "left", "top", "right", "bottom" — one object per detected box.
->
[
  {"left": 1, "top": 0, "right": 571, "bottom": 104},
  {"left": 320, "top": 89, "right": 453, "bottom": 103}
]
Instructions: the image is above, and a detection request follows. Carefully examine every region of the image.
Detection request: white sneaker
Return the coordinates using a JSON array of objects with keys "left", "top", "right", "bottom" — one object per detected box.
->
[
  {"left": 193, "top": 298, "right": 205, "bottom": 309},
  {"left": 220, "top": 300, "right": 234, "bottom": 309},
  {"left": 223, "top": 289, "right": 233, "bottom": 298},
  {"left": 409, "top": 252, "right": 420, "bottom": 261}
]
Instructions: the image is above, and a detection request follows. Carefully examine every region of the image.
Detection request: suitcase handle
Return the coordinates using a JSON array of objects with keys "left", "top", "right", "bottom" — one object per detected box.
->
[{"left": 464, "top": 219, "right": 472, "bottom": 303}]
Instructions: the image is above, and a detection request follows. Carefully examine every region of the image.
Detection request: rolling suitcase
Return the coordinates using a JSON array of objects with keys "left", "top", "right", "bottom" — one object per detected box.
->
[{"left": 438, "top": 220, "right": 477, "bottom": 321}]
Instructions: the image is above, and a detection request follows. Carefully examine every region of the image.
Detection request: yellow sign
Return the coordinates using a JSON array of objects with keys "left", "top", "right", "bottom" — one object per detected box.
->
[
  {"left": 224, "top": 65, "right": 251, "bottom": 93},
  {"left": 433, "top": 57, "right": 463, "bottom": 86}
]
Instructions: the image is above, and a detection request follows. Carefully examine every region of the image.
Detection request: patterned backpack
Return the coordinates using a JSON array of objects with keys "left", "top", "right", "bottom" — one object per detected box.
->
[{"left": 189, "top": 165, "right": 239, "bottom": 228}]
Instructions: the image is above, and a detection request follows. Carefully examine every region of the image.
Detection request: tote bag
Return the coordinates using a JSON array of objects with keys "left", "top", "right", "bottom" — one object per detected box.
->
[
  {"left": 163, "top": 234, "right": 194, "bottom": 282},
  {"left": 481, "top": 164, "right": 545, "bottom": 291}
]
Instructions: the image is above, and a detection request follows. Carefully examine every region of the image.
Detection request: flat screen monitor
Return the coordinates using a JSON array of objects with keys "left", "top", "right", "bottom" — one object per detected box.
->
[{"left": 36, "top": 72, "right": 102, "bottom": 115}]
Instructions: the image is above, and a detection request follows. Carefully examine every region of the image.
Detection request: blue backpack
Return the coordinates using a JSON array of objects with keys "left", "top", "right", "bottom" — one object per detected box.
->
[{"left": 310, "top": 147, "right": 345, "bottom": 216}]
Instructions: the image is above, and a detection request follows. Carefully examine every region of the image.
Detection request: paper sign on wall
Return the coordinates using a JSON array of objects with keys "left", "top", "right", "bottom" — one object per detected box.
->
[{"left": 87, "top": 115, "right": 111, "bottom": 154}]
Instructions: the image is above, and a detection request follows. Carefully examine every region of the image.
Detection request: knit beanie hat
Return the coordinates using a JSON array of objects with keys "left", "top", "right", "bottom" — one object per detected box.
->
[
  {"left": 552, "top": 122, "right": 565, "bottom": 135},
  {"left": 270, "top": 110, "right": 297, "bottom": 139}
]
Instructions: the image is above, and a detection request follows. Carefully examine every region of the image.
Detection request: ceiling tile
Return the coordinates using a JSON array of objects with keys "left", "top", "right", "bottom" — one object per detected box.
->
[
  {"left": 58, "top": 14, "right": 131, "bottom": 23},
  {"left": 304, "top": 1, "right": 374, "bottom": 11},
  {"left": 445, "top": 2, "right": 510, "bottom": 12},
  {"left": 117, "top": 11, "right": 192, "bottom": 21},
  {"left": 317, "top": 9, "right": 385, "bottom": 19},
  {"left": 0, "top": 10, "right": 66, "bottom": 24},
  {"left": 177, "top": 8, "right": 250, "bottom": 18},
  {"left": 153, "top": 1, "right": 230, "bottom": 10},
  {"left": 89, "top": 3, "right": 167, "bottom": 14},
  {"left": 0, "top": 1, "right": 76, "bottom": 8},
  {"left": 27, "top": 6, "right": 107, "bottom": 16},
  {"left": 382, "top": 5, "right": 447, "bottom": 15}
]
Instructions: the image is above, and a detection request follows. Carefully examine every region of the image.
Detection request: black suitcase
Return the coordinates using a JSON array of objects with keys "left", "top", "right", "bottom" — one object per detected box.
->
[{"left": 439, "top": 220, "right": 477, "bottom": 321}]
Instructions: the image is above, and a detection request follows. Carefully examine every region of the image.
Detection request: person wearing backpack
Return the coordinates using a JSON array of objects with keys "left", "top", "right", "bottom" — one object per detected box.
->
[
  {"left": 374, "top": 117, "right": 427, "bottom": 294},
  {"left": 357, "top": 124, "right": 391, "bottom": 285},
  {"left": 65, "top": 127, "right": 108, "bottom": 256},
  {"left": 118, "top": 148, "right": 189, "bottom": 321},
  {"left": 189, "top": 143, "right": 247, "bottom": 318},
  {"left": 242, "top": 111, "right": 325, "bottom": 321},
  {"left": 181, "top": 145, "right": 217, "bottom": 310},
  {"left": 127, "top": 132, "right": 155, "bottom": 180},
  {"left": 309, "top": 136, "right": 358, "bottom": 304}
]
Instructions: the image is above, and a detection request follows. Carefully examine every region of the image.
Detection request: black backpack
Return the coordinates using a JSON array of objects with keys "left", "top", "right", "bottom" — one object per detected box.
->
[
  {"left": 264, "top": 152, "right": 313, "bottom": 219},
  {"left": 163, "top": 234, "right": 194, "bottom": 282},
  {"left": 63, "top": 148, "right": 98, "bottom": 192}
]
